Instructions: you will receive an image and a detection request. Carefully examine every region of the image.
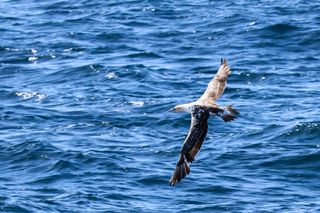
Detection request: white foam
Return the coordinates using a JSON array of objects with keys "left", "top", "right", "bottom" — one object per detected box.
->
[
  {"left": 28, "top": 56, "right": 38, "bottom": 62},
  {"left": 129, "top": 101, "right": 144, "bottom": 106},
  {"left": 16, "top": 92, "right": 47, "bottom": 102},
  {"left": 105, "top": 72, "right": 117, "bottom": 79}
]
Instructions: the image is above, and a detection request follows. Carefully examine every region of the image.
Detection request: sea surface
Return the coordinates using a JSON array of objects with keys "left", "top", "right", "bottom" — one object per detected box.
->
[{"left": 1, "top": 0, "right": 320, "bottom": 212}]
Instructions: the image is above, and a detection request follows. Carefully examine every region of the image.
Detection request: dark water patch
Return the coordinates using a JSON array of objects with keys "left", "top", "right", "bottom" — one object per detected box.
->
[
  {"left": 123, "top": 20, "right": 155, "bottom": 27},
  {"left": 127, "top": 52, "right": 162, "bottom": 59},
  {"left": 46, "top": 159, "right": 80, "bottom": 173},
  {"left": 1, "top": 204, "right": 32, "bottom": 213},
  {"left": 149, "top": 30, "right": 190, "bottom": 39},
  {"left": 259, "top": 152, "right": 320, "bottom": 171},
  {"left": 96, "top": 32, "right": 126, "bottom": 42},
  {"left": 136, "top": 175, "right": 168, "bottom": 186},
  {"left": 188, "top": 184, "right": 238, "bottom": 194},
  {"left": 176, "top": 57, "right": 211, "bottom": 63},
  {"left": 265, "top": 23, "right": 300, "bottom": 34}
]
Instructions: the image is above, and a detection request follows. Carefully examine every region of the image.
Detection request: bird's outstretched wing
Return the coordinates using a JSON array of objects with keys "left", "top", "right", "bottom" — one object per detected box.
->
[
  {"left": 169, "top": 108, "right": 209, "bottom": 186},
  {"left": 199, "top": 58, "right": 231, "bottom": 102}
]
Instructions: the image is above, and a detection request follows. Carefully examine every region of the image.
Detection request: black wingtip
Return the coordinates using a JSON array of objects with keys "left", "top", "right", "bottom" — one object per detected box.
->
[
  {"left": 220, "top": 58, "right": 227, "bottom": 65},
  {"left": 169, "top": 156, "right": 190, "bottom": 186},
  {"left": 220, "top": 105, "right": 240, "bottom": 122},
  {"left": 226, "top": 105, "right": 240, "bottom": 115},
  {"left": 221, "top": 114, "right": 237, "bottom": 122}
]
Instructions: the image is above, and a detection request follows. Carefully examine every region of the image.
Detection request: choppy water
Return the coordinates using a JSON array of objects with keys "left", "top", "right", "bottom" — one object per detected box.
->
[{"left": 1, "top": 0, "right": 320, "bottom": 212}]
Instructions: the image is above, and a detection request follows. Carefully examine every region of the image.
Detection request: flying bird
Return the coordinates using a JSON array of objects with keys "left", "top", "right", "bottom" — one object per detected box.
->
[{"left": 168, "top": 58, "right": 239, "bottom": 186}]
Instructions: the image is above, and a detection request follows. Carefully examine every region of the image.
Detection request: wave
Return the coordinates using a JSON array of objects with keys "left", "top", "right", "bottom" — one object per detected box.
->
[
  {"left": 274, "top": 122, "right": 320, "bottom": 142},
  {"left": 126, "top": 52, "right": 162, "bottom": 59}
]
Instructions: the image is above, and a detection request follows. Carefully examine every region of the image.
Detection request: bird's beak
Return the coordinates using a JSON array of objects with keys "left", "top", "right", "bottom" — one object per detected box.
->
[{"left": 168, "top": 107, "right": 176, "bottom": 112}]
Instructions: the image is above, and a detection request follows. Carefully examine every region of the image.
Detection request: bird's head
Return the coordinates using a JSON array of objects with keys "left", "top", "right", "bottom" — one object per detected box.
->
[{"left": 169, "top": 104, "right": 192, "bottom": 113}]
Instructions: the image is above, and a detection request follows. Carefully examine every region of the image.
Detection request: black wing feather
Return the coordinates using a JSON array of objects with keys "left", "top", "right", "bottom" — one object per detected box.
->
[{"left": 169, "top": 108, "right": 209, "bottom": 185}]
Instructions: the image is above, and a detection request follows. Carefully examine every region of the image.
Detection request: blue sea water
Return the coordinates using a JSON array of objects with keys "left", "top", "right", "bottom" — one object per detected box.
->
[{"left": 1, "top": 0, "right": 320, "bottom": 212}]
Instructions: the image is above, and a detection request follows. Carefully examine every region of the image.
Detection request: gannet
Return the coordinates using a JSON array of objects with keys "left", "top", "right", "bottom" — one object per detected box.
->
[{"left": 169, "top": 58, "right": 239, "bottom": 186}]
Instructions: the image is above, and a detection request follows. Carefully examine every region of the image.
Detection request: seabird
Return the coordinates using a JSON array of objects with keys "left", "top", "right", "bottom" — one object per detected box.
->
[{"left": 168, "top": 58, "right": 239, "bottom": 186}]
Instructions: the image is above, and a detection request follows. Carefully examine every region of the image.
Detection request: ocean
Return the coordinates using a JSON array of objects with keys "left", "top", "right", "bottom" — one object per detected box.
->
[{"left": 1, "top": 0, "right": 320, "bottom": 212}]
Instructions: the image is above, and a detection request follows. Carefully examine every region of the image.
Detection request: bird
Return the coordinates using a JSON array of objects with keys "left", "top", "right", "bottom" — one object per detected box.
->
[{"left": 168, "top": 58, "right": 239, "bottom": 186}]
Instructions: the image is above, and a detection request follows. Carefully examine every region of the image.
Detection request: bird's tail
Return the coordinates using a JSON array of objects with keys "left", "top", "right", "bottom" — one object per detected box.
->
[
  {"left": 169, "top": 155, "right": 190, "bottom": 186},
  {"left": 220, "top": 105, "right": 240, "bottom": 122}
]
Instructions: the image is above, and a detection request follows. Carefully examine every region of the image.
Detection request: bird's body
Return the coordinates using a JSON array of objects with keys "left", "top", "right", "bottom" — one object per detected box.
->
[{"left": 169, "top": 58, "right": 239, "bottom": 186}]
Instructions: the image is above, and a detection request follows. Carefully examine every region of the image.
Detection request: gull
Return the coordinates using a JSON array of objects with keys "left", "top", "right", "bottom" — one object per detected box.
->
[{"left": 168, "top": 58, "right": 239, "bottom": 186}]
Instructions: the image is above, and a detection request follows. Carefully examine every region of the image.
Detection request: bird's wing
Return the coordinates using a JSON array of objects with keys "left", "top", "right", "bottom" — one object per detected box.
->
[
  {"left": 169, "top": 108, "right": 209, "bottom": 186},
  {"left": 199, "top": 58, "right": 231, "bottom": 102}
]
